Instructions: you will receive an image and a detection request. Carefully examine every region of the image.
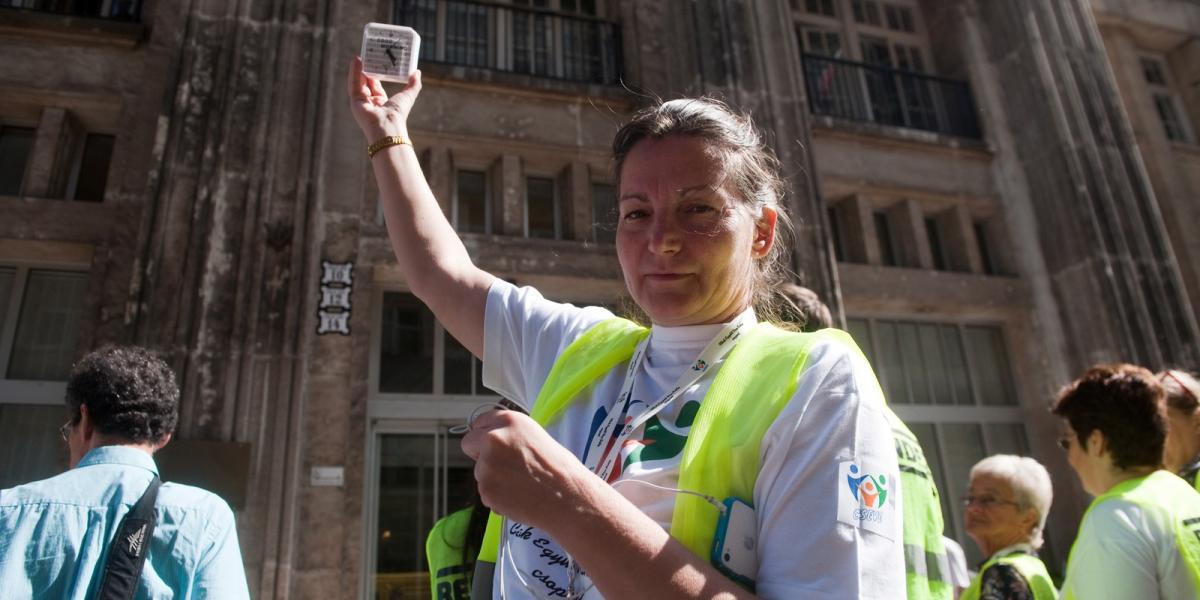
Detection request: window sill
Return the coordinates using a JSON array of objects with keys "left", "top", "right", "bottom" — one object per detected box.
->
[
  {"left": 811, "top": 115, "right": 993, "bottom": 158},
  {"left": 837, "top": 262, "right": 1027, "bottom": 311},
  {"left": 0, "top": 8, "right": 145, "bottom": 49}
]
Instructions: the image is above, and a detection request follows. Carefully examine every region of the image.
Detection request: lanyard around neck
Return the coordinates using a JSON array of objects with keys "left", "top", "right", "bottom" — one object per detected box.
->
[{"left": 581, "top": 312, "right": 752, "bottom": 482}]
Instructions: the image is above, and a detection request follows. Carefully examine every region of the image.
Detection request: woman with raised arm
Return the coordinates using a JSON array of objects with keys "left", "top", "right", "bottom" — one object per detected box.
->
[{"left": 348, "top": 58, "right": 904, "bottom": 599}]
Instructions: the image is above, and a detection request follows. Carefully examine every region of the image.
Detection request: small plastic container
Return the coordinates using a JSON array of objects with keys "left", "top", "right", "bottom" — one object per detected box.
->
[{"left": 360, "top": 23, "right": 421, "bottom": 82}]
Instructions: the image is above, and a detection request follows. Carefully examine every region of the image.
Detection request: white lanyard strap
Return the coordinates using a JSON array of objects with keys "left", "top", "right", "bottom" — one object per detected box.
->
[{"left": 582, "top": 313, "right": 752, "bottom": 482}]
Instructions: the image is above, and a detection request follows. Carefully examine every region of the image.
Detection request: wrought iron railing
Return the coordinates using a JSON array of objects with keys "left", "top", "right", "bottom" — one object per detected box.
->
[
  {"left": 802, "top": 53, "right": 982, "bottom": 139},
  {"left": 394, "top": 0, "right": 623, "bottom": 85},
  {"left": 0, "top": 0, "right": 141, "bottom": 20}
]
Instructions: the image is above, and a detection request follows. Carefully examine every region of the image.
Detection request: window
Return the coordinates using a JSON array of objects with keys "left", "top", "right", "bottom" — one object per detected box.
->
[
  {"left": 925, "top": 218, "right": 946, "bottom": 271},
  {"left": 453, "top": 170, "right": 489, "bottom": 234},
  {"left": 974, "top": 222, "right": 997, "bottom": 275},
  {"left": 66, "top": 134, "right": 114, "bottom": 202},
  {"left": 800, "top": 27, "right": 842, "bottom": 57},
  {"left": 851, "top": 0, "right": 881, "bottom": 26},
  {"left": 847, "top": 317, "right": 1039, "bottom": 566},
  {"left": 0, "top": 126, "right": 34, "bottom": 197},
  {"left": 1140, "top": 55, "right": 1193, "bottom": 143},
  {"left": 591, "top": 182, "right": 616, "bottom": 244},
  {"left": 828, "top": 206, "right": 846, "bottom": 262},
  {"left": 883, "top": 3, "right": 914, "bottom": 32},
  {"left": 0, "top": 265, "right": 88, "bottom": 489},
  {"left": 525, "top": 176, "right": 562, "bottom": 240},
  {"left": 873, "top": 210, "right": 897, "bottom": 266},
  {"left": 801, "top": 0, "right": 837, "bottom": 17},
  {"left": 378, "top": 292, "right": 489, "bottom": 396}
]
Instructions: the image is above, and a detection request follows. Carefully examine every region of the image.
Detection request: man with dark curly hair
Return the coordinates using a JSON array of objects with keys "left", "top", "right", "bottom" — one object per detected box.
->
[
  {"left": 1053, "top": 363, "right": 1200, "bottom": 599},
  {"left": 0, "top": 346, "right": 250, "bottom": 599}
]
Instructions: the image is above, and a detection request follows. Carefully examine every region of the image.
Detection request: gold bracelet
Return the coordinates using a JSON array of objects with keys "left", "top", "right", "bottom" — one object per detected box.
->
[{"left": 367, "top": 135, "right": 411, "bottom": 158}]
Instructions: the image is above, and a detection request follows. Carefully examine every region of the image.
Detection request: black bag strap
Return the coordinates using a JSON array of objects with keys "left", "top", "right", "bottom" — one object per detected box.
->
[{"left": 96, "top": 475, "right": 162, "bottom": 600}]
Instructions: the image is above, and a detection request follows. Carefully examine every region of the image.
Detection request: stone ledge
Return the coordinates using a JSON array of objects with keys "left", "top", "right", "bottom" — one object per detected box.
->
[
  {"left": 838, "top": 261, "right": 1028, "bottom": 315},
  {"left": 0, "top": 8, "right": 145, "bottom": 49},
  {"left": 812, "top": 115, "right": 993, "bottom": 158},
  {"left": 412, "top": 61, "right": 634, "bottom": 105}
]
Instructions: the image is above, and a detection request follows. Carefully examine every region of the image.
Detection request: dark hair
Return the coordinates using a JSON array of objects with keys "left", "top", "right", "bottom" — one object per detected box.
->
[
  {"left": 1051, "top": 363, "right": 1166, "bottom": 470},
  {"left": 1158, "top": 369, "right": 1200, "bottom": 415},
  {"left": 777, "top": 283, "right": 833, "bottom": 332},
  {"left": 612, "top": 98, "right": 795, "bottom": 321},
  {"left": 65, "top": 346, "right": 179, "bottom": 445}
]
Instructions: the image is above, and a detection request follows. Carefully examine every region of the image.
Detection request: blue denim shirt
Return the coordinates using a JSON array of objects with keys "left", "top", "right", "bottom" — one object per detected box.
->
[{"left": 0, "top": 446, "right": 250, "bottom": 599}]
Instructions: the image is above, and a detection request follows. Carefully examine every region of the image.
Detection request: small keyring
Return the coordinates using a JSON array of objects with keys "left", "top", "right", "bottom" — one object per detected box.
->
[{"left": 448, "top": 401, "right": 509, "bottom": 434}]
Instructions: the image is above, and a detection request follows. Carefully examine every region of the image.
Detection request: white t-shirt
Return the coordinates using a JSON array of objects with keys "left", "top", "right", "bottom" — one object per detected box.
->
[
  {"left": 1061, "top": 497, "right": 1199, "bottom": 599},
  {"left": 482, "top": 280, "right": 905, "bottom": 599}
]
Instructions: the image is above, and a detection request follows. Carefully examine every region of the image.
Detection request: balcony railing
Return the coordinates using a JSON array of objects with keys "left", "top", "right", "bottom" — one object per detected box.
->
[
  {"left": 0, "top": 0, "right": 141, "bottom": 20},
  {"left": 802, "top": 53, "right": 982, "bottom": 139},
  {"left": 394, "top": 0, "right": 623, "bottom": 86}
]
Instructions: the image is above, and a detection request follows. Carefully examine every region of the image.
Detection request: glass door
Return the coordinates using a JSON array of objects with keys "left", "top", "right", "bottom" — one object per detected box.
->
[{"left": 369, "top": 424, "right": 477, "bottom": 600}]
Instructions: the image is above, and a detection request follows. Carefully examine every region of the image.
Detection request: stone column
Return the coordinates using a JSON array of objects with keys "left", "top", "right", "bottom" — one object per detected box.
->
[{"left": 961, "top": 0, "right": 1200, "bottom": 370}]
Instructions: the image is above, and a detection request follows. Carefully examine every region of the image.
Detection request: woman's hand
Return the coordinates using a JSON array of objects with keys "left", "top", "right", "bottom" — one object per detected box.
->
[
  {"left": 461, "top": 409, "right": 598, "bottom": 533},
  {"left": 346, "top": 56, "right": 422, "bottom": 141}
]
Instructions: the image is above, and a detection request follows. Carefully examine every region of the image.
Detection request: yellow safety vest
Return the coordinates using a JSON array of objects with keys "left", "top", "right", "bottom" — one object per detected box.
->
[
  {"left": 1063, "top": 470, "right": 1200, "bottom": 599},
  {"left": 959, "top": 551, "right": 1057, "bottom": 600},
  {"left": 889, "top": 414, "right": 953, "bottom": 600},
  {"left": 477, "top": 319, "right": 830, "bottom": 575},
  {"left": 427, "top": 507, "right": 474, "bottom": 600}
]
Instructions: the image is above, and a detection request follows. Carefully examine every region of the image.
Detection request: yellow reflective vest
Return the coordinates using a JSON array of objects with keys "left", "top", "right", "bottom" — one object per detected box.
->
[
  {"left": 477, "top": 319, "right": 830, "bottom": 576},
  {"left": 959, "top": 550, "right": 1057, "bottom": 600},
  {"left": 427, "top": 507, "right": 474, "bottom": 600},
  {"left": 1063, "top": 470, "right": 1200, "bottom": 599}
]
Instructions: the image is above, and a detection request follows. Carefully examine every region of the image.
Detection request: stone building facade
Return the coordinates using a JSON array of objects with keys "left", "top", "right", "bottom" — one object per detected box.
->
[{"left": 0, "top": 0, "right": 1196, "bottom": 598}]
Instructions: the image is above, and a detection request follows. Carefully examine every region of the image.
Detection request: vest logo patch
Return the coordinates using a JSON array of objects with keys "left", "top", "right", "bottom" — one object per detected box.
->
[
  {"left": 126, "top": 523, "right": 147, "bottom": 556},
  {"left": 837, "top": 461, "right": 898, "bottom": 541}
]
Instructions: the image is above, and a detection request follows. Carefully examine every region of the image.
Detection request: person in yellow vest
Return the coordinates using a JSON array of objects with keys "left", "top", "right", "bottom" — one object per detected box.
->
[
  {"left": 959, "top": 455, "right": 1057, "bottom": 600},
  {"left": 1053, "top": 364, "right": 1200, "bottom": 599},
  {"left": 426, "top": 502, "right": 488, "bottom": 600},
  {"left": 1159, "top": 369, "right": 1200, "bottom": 490},
  {"left": 778, "top": 283, "right": 953, "bottom": 599},
  {"left": 349, "top": 58, "right": 905, "bottom": 598}
]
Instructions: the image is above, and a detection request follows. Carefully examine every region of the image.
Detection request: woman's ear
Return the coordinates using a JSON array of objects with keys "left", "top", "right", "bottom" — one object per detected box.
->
[{"left": 753, "top": 206, "right": 778, "bottom": 258}]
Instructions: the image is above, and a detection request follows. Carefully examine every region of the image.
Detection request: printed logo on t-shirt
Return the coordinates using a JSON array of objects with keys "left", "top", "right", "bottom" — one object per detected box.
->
[
  {"left": 837, "top": 461, "right": 897, "bottom": 541},
  {"left": 584, "top": 400, "right": 701, "bottom": 483}
]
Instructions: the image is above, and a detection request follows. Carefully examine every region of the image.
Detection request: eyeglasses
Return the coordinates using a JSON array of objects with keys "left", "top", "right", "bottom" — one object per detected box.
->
[
  {"left": 962, "top": 495, "right": 1021, "bottom": 509},
  {"left": 59, "top": 420, "right": 74, "bottom": 442}
]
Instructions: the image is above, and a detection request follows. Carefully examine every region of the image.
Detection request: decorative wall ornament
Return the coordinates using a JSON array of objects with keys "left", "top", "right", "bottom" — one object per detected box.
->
[{"left": 317, "top": 261, "right": 353, "bottom": 335}]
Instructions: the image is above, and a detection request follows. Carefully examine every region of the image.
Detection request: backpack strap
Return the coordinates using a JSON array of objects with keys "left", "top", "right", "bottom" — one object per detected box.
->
[{"left": 96, "top": 475, "right": 161, "bottom": 600}]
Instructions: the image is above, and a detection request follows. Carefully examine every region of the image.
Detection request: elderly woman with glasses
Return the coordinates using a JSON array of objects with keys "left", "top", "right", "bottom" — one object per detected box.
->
[
  {"left": 1159, "top": 369, "right": 1200, "bottom": 490},
  {"left": 960, "top": 454, "right": 1057, "bottom": 600}
]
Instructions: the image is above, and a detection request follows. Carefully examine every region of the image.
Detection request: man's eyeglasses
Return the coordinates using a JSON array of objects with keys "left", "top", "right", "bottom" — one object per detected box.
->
[
  {"left": 59, "top": 420, "right": 74, "bottom": 442},
  {"left": 962, "top": 495, "right": 1021, "bottom": 509}
]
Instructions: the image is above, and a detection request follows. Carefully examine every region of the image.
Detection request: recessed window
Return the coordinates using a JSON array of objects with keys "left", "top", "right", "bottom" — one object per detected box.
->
[
  {"left": 974, "top": 222, "right": 997, "bottom": 275},
  {"left": 1153, "top": 94, "right": 1189, "bottom": 142},
  {"left": 925, "top": 218, "right": 947, "bottom": 271},
  {"left": 851, "top": 0, "right": 881, "bottom": 26},
  {"left": 591, "top": 182, "right": 616, "bottom": 243},
  {"left": 67, "top": 133, "right": 114, "bottom": 202},
  {"left": 802, "top": 0, "right": 837, "bottom": 17},
  {"left": 378, "top": 292, "right": 489, "bottom": 396},
  {"left": 1140, "top": 57, "right": 1167, "bottom": 86},
  {"left": 883, "top": 3, "right": 914, "bottom": 32},
  {"left": 828, "top": 206, "right": 846, "bottom": 262},
  {"left": 800, "top": 27, "right": 842, "bottom": 57},
  {"left": 525, "top": 176, "right": 562, "bottom": 240},
  {"left": 0, "top": 126, "right": 35, "bottom": 197},
  {"left": 874, "top": 211, "right": 897, "bottom": 266},
  {"left": 4, "top": 268, "right": 88, "bottom": 381},
  {"left": 453, "top": 169, "right": 489, "bottom": 234}
]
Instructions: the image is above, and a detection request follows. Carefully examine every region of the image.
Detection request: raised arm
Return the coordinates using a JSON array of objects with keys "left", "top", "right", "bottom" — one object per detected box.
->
[{"left": 347, "top": 57, "right": 493, "bottom": 357}]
